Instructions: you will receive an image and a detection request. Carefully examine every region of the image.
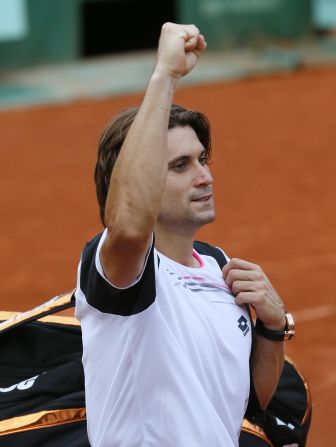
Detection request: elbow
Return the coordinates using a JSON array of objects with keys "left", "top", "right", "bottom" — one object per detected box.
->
[
  {"left": 253, "top": 377, "right": 280, "bottom": 410},
  {"left": 104, "top": 206, "right": 155, "bottom": 242},
  {"left": 257, "top": 393, "right": 272, "bottom": 411},
  {"left": 104, "top": 226, "right": 152, "bottom": 253}
]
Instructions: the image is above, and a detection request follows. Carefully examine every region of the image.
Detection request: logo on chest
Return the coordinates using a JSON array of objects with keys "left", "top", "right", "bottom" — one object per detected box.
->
[{"left": 237, "top": 315, "right": 250, "bottom": 337}]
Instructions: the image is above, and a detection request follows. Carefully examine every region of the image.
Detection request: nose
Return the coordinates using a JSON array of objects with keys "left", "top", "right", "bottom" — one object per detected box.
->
[{"left": 193, "top": 163, "right": 213, "bottom": 187}]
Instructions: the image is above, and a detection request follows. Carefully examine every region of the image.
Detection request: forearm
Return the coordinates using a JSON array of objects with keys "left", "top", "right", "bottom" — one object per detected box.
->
[
  {"left": 104, "top": 22, "right": 206, "bottom": 238},
  {"left": 251, "top": 335, "right": 285, "bottom": 409},
  {"left": 104, "top": 71, "right": 178, "bottom": 236}
]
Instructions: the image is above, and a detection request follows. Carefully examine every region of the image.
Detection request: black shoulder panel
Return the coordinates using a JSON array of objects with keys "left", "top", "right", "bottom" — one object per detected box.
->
[{"left": 79, "top": 234, "right": 156, "bottom": 316}]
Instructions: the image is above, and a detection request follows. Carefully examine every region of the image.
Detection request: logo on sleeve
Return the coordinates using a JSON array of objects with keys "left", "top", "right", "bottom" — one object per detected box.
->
[{"left": 237, "top": 315, "right": 250, "bottom": 337}]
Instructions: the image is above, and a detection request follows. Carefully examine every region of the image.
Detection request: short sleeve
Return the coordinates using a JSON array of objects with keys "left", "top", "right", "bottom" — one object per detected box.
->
[{"left": 78, "top": 231, "right": 156, "bottom": 316}]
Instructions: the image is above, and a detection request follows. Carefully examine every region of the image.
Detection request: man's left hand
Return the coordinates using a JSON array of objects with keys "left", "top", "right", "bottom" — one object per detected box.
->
[{"left": 222, "top": 258, "right": 286, "bottom": 330}]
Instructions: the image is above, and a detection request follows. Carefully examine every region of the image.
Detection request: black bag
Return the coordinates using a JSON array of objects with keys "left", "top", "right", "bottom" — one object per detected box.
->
[
  {"left": 0, "top": 291, "right": 89, "bottom": 446},
  {"left": 239, "top": 356, "right": 312, "bottom": 446},
  {"left": 249, "top": 357, "right": 312, "bottom": 447}
]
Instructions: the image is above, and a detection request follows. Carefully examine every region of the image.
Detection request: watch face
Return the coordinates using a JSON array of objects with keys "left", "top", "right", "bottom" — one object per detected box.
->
[
  {"left": 284, "top": 313, "right": 295, "bottom": 340},
  {"left": 284, "top": 330, "right": 295, "bottom": 340}
]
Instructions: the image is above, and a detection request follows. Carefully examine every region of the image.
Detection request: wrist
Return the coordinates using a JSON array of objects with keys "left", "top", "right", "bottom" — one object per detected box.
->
[
  {"left": 144, "top": 71, "right": 179, "bottom": 111},
  {"left": 151, "top": 67, "right": 181, "bottom": 84},
  {"left": 262, "top": 315, "right": 286, "bottom": 331},
  {"left": 255, "top": 313, "right": 295, "bottom": 341}
]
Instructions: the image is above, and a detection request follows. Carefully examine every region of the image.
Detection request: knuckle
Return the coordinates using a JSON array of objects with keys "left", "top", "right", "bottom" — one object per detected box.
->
[
  {"left": 231, "top": 281, "right": 240, "bottom": 293},
  {"left": 229, "top": 258, "right": 240, "bottom": 268},
  {"left": 193, "top": 25, "right": 200, "bottom": 34},
  {"left": 249, "top": 260, "right": 261, "bottom": 271},
  {"left": 226, "top": 270, "right": 235, "bottom": 283},
  {"left": 256, "top": 279, "right": 266, "bottom": 291},
  {"left": 259, "top": 290, "right": 268, "bottom": 304},
  {"left": 255, "top": 272, "right": 263, "bottom": 281},
  {"left": 235, "top": 294, "right": 242, "bottom": 305}
]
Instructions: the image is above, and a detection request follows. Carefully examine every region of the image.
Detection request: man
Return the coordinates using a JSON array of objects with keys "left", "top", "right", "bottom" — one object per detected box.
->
[{"left": 75, "top": 23, "right": 292, "bottom": 447}]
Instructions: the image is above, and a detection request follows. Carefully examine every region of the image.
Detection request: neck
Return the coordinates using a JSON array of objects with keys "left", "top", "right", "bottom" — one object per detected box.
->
[{"left": 154, "top": 226, "right": 200, "bottom": 268}]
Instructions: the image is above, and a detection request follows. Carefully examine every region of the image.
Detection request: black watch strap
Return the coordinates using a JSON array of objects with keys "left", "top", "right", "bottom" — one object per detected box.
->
[{"left": 255, "top": 314, "right": 295, "bottom": 341}]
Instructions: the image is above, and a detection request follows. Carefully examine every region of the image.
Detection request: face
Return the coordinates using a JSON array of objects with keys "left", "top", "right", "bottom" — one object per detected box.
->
[{"left": 157, "top": 125, "right": 215, "bottom": 234}]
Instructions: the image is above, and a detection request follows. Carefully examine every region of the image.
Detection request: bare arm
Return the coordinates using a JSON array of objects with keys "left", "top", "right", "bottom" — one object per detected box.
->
[
  {"left": 250, "top": 333, "right": 285, "bottom": 408},
  {"left": 222, "top": 258, "right": 286, "bottom": 409},
  {"left": 100, "top": 23, "right": 207, "bottom": 287}
]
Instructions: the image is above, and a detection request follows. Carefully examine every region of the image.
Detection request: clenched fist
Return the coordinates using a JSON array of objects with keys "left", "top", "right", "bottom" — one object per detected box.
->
[{"left": 155, "top": 22, "right": 207, "bottom": 79}]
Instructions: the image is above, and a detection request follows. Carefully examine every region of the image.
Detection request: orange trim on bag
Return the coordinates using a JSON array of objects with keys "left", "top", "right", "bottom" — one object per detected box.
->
[
  {"left": 0, "top": 290, "right": 75, "bottom": 332},
  {"left": 38, "top": 315, "right": 80, "bottom": 326},
  {"left": 0, "top": 311, "right": 18, "bottom": 320},
  {"left": 285, "top": 355, "right": 313, "bottom": 424},
  {"left": 0, "top": 407, "right": 86, "bottom": 436},
  {"left": 0, "top": 312, "right": 79, "bottom": 327},
  {"left": 242, "top": 419, "right": 274, "bottom": 446}
]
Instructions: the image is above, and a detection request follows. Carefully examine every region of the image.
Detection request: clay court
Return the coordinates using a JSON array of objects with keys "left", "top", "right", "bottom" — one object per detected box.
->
[{"left": 0, "top": 65, "right": 335, "bottom": 445}]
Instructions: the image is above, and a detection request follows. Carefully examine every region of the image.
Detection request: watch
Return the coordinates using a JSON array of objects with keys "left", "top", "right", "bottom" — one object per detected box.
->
[{"left": 255, "top": 313, "right": 295, "bottom": 341}]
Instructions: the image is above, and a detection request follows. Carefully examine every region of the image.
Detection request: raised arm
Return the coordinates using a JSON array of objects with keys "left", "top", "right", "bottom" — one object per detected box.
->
[
  {"left": 222, "top": 258, "right": 287, "bottom": 409},
  {"left": 100, "top": 23, "right": 206, "bottom": 287}
]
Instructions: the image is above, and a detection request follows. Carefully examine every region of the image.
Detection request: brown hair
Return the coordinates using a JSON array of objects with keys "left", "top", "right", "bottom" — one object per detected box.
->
[{"left": 94, "top": 104, "right": 212, "bottom": 226}]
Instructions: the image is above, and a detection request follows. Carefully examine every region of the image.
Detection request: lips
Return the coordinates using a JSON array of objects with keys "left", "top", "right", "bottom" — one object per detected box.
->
[{"left": 191, "top": 193, "right": 212, "bottom": 202}]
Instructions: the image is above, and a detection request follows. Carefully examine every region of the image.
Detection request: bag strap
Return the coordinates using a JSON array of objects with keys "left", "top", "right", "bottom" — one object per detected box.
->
[{"left": 0, "top": 289, "right": 76, "bottom": 335}]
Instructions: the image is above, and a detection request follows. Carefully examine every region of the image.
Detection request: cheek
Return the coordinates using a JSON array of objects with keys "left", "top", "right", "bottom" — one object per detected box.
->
[
  {"left": 165, "top": 174, "right": 191, "bottom": 195},
  {"left": 161, "top": 183, "right": 188, "bottom": 212},
  {"left": 162, "top": 188, "right": 181, "bottom": 206}
]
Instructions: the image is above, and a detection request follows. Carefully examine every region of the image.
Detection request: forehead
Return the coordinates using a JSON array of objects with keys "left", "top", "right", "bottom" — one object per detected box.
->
[{"left": 167, "top": 126, "right": 204, "bottom": 159}]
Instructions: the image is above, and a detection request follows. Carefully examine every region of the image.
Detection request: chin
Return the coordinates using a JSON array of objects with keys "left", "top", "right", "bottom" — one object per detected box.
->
[{"left": 196, "top": 210, "right": 216, "bottom": 226}]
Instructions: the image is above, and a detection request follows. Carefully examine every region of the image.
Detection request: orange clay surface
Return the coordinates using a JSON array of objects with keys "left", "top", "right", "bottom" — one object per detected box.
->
[{"left": 1, "top": 66, "right": 335, "bottom": 446}]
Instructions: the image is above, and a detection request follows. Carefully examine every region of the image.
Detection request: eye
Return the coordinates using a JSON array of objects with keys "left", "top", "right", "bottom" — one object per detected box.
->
[
  {"left": 174, "top": 161, "right": 188, "bottom": 171},
  {"left": 199, "top": 155, "right": 209, "bottom": 166}
]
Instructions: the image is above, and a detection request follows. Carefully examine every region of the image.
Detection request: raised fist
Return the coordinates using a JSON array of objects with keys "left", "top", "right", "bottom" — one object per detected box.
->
[{"left": 155, "top": 22, "right": 207, "bottom": 79}]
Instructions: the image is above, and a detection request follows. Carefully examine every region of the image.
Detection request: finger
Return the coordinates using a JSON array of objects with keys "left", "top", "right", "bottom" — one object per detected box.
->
[
  {"left": 160, "top": 22, "right": 199, "bottom": 45},
  {"left": 222, "top": 258, "right": 261, "bottom": 279},
  {"left": 191, "top": 35, "right": 207, "bottom": 58},
  {"left": 185, "top": 33, "right": 206, "bottom": 51},
  {"left": 181, "top": 24, "right": 199, "bottom": 38},
  {"left": 231, "top": 280, "right": 260, "bottom": 295},
  {"left": 183, "top": 25, "right": 202, "bottom": 50},
  {"left": 235, "top": 291, "right": 258, "bottom": 306},
  {"left": 225, "top": 269, "right": 263, "bottom": 288},
  {"left": 195, "top": 34, "right": 207, "bottom": 51},
  {"left": 185, "top": 34, "right": 199, "bottom": 51}
]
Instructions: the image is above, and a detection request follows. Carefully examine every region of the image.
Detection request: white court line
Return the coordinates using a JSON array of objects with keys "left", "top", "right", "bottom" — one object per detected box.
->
[{"left": 293, "top": 305, "right": 336, "bottom": 323}]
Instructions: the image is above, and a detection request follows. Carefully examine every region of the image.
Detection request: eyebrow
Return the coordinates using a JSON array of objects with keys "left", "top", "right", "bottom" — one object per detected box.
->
[
  {"left": 168, "top": 155, "right": 189, "bottom": 168},
  {"left": 168, "top": 149, "right": 207, "bottom": 168}
]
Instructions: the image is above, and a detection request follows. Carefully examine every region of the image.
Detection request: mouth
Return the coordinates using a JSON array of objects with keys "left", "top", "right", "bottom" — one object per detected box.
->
[{"left": 191, "top": 193, "right": 212, "bottom": 203}]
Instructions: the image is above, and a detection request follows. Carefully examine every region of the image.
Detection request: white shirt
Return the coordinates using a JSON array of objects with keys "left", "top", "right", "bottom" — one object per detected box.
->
[{"left": 76, "top": 230, "right": 252, "bottom": 447}]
